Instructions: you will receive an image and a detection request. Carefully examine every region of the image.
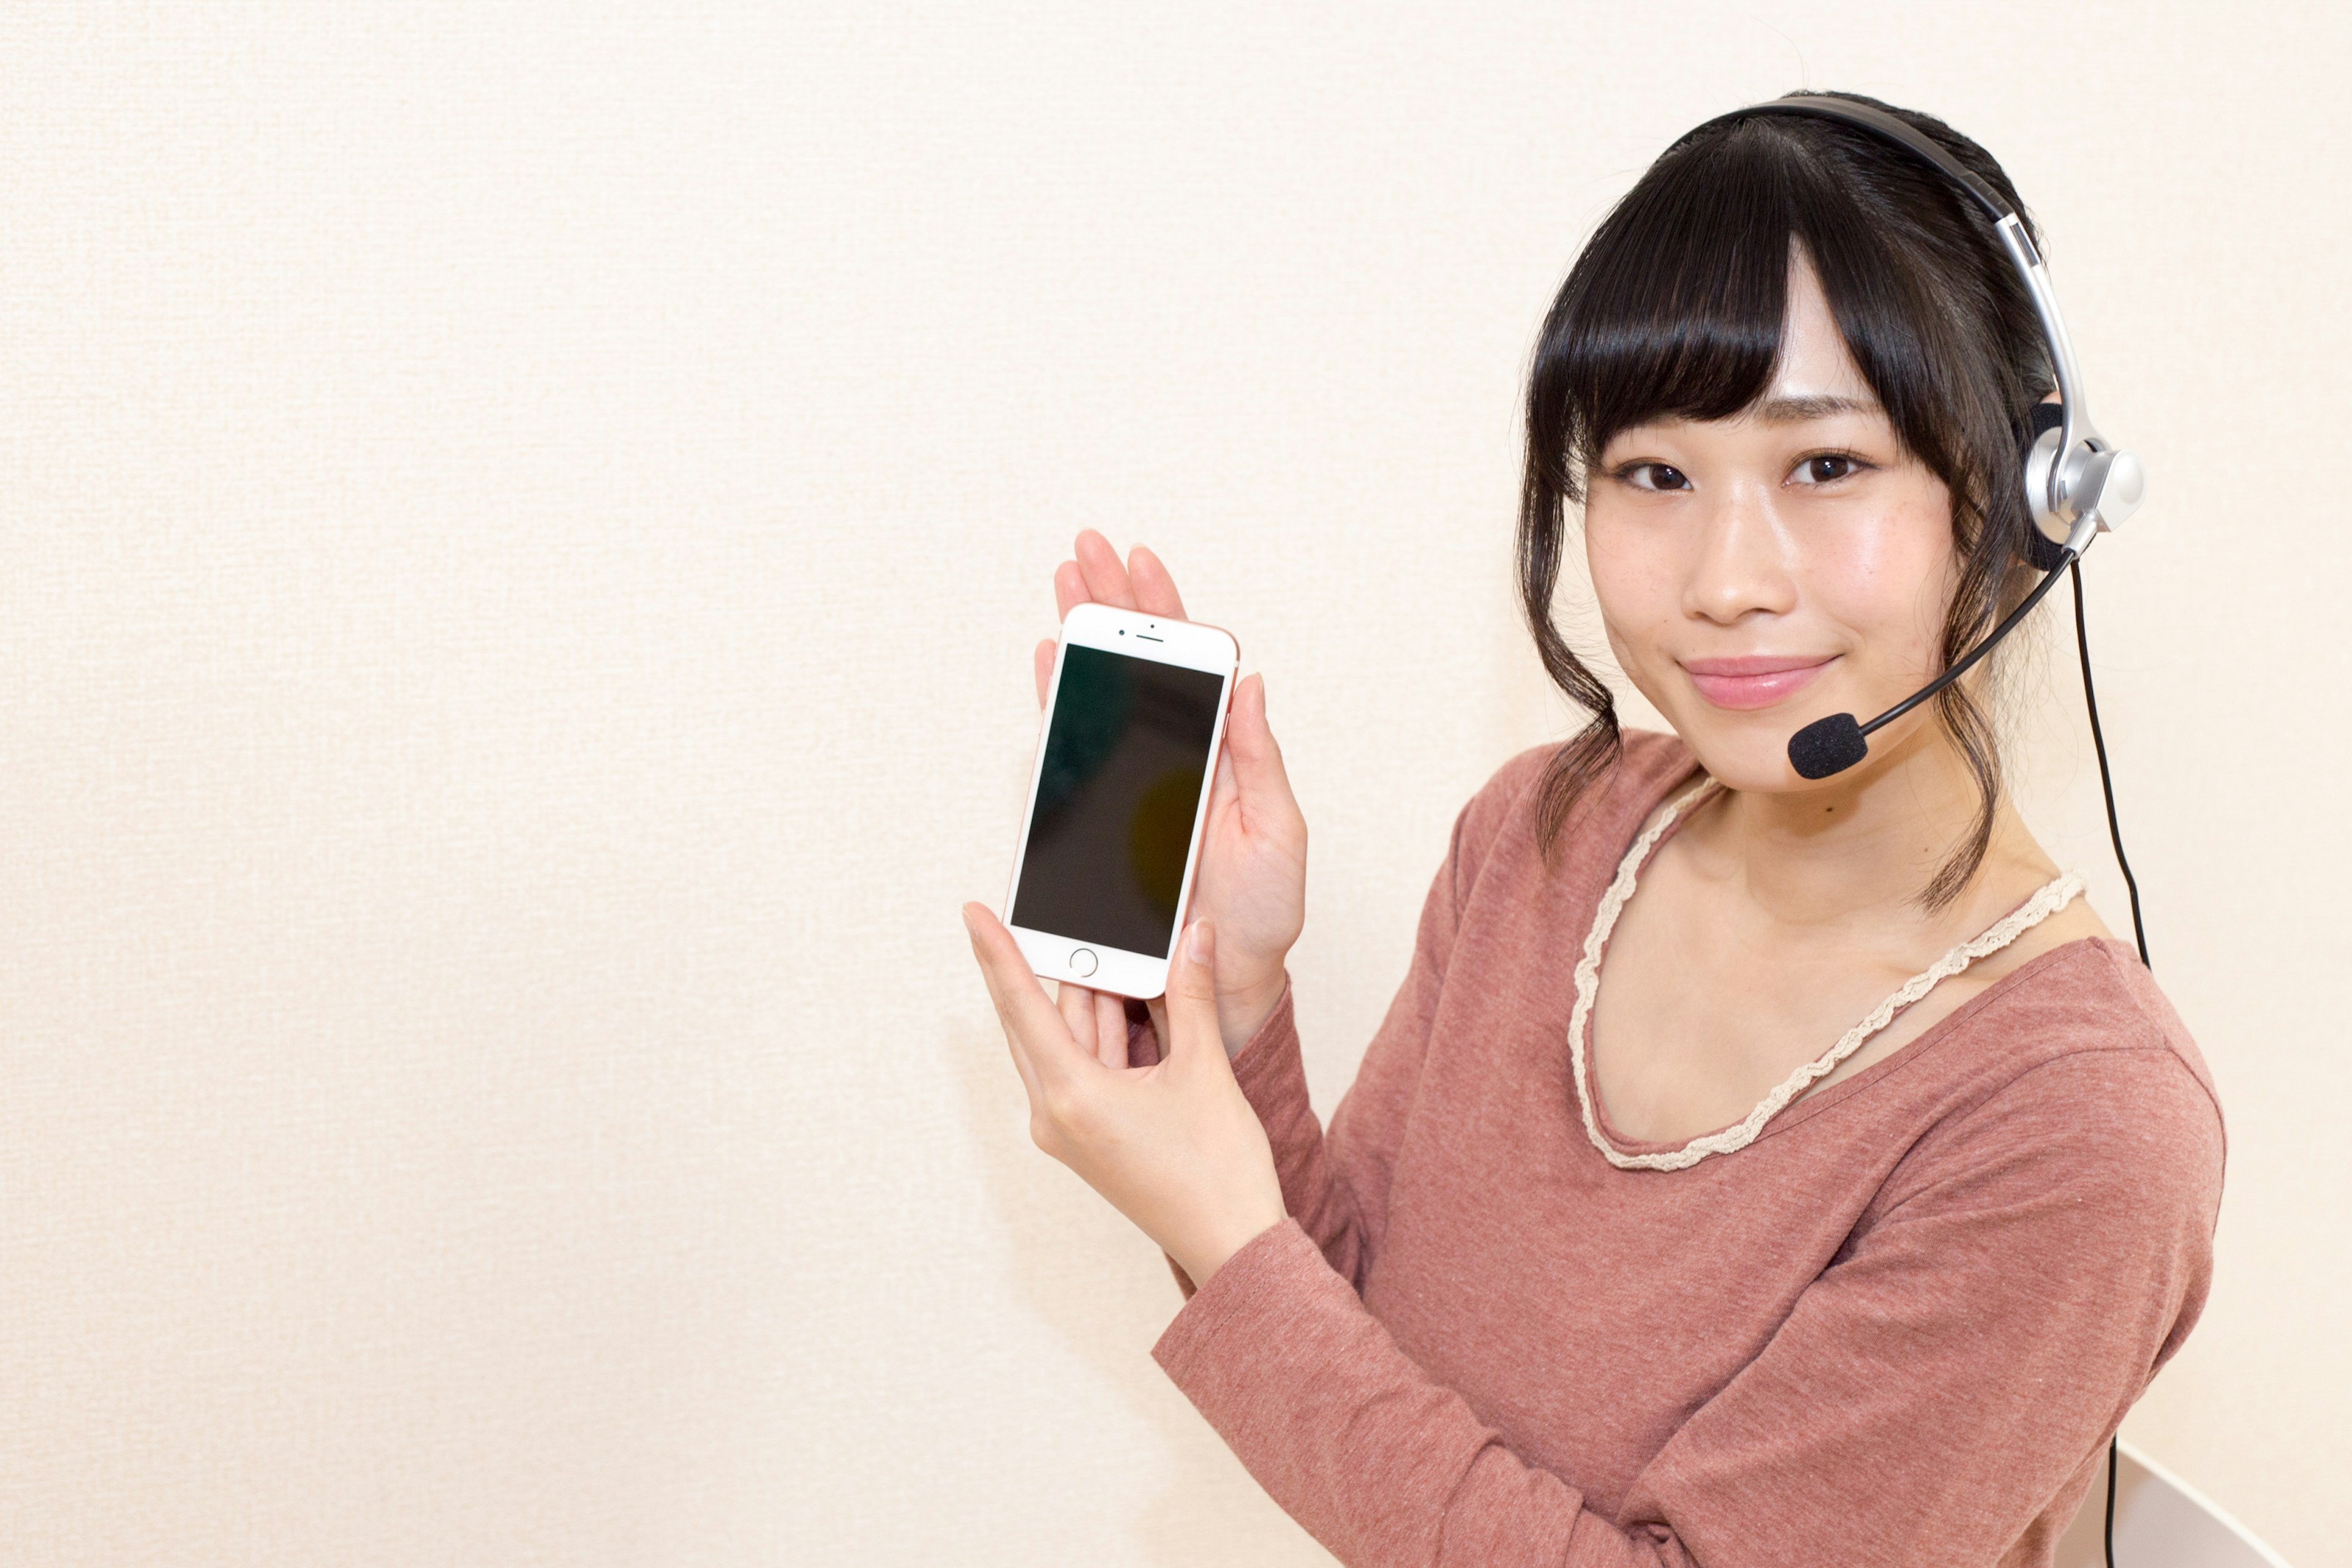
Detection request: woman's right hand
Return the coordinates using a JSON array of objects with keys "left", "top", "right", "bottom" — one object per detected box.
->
[{"left": 1035, "top": 530, "right": 1307, "bottom": 1057}]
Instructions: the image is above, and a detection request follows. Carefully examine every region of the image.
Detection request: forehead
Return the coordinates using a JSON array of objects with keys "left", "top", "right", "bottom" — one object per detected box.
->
[{"left": 1766, "top": 250, "right": 1877, "bottom": 412}]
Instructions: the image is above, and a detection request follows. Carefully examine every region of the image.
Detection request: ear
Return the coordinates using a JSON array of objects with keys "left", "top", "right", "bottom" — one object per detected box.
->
[{"left": 2016, "top": 401, "right": 2070, "bottom": 571}]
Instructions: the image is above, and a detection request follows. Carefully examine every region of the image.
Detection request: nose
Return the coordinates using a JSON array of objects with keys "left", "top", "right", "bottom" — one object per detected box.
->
[{"left": 1682, "top": 475, "right": 1798, "bottom": 626}]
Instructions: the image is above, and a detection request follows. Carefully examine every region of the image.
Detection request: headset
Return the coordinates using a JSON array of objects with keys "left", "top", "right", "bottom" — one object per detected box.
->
[
  {"left": 1689, "top": 95, "right": 2155, "bottom": 1568},
  {"left": 1678, "top": 96, "right": 2152, "bottom": 783}
]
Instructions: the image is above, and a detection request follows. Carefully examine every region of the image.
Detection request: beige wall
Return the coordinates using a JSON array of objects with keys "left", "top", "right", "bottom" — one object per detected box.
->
[{"left": 2, "top": 5, "right": 2343, "bottom": 1564}]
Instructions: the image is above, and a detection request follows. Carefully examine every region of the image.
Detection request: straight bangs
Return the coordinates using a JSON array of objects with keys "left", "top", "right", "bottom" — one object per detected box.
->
[
  {"left": 1527, "top": 115, "right": 2023, "bottom": 509},
  {"left": 1529, "top": 129, "right": 1793, "bottom": 498}
]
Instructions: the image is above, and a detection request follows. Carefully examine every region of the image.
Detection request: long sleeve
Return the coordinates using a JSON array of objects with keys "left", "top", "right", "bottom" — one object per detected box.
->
[
  {"left": 1152, "top": 1042, "right": 2222, "bottom": 1568},
  {"left": 1217, "top": 797, "right": 1485, "bottom": 1291}
]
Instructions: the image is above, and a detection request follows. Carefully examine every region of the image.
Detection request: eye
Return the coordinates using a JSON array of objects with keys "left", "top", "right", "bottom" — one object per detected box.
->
[
  {"left": 1790, "top": 453, "right": 1871, "bottom": 486},
  {"left": 1616, "top": 462, "right": 1692, "bottom": 493}
]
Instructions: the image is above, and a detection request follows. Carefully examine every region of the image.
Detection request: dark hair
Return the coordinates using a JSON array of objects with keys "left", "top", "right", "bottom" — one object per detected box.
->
[{"left": 1518, "top": 91, "right": 2051, "bottom": 908}]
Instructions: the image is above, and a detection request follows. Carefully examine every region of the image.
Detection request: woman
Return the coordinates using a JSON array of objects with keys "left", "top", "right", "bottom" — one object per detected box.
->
[{"left": 963, "top": 92, "right": 2222, "bottom": 1567}]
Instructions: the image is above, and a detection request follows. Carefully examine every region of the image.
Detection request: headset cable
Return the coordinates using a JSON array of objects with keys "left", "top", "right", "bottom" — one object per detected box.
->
[{"left": 2071, "top": 558, "right": 2148, "bottom": 1568}]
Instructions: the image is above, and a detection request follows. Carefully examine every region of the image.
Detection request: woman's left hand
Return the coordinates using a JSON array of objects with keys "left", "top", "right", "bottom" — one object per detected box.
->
[{"left": 963, "top": 906, "right": 1287, "bottom": 1288}]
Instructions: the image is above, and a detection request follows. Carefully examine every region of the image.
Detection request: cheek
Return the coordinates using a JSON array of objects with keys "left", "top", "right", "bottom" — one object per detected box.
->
[
  {"left": 1807, "top": 500, "right": 1958, "bottom": 668},
  {"left": 1581, "top": 508, "right": 1677, "bottom": 640}
]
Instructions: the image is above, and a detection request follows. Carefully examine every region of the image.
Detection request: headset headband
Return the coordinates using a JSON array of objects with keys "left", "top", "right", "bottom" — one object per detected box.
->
[{"left": 1688, "top": 95, "right": 2143, "bottom": 553}]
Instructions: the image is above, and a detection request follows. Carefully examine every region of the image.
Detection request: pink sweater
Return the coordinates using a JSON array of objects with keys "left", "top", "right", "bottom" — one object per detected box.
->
[{"left": 1151, "top": 732, "right": 2224, "bottom": 1568}]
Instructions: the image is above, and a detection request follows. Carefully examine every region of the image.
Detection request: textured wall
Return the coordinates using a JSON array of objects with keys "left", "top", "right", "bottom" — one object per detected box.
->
[{"left": 1, "top": 6, "right": 2342, "bottom": 1564}]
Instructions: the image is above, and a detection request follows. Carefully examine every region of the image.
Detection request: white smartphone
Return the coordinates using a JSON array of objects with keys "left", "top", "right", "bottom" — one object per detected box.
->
[{"left": 1002, "top": 601, "right": 1240, "bottom": 1000}]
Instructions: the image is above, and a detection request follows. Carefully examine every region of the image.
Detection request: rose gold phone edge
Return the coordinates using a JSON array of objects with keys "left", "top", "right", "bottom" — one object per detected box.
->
[{"left": 1000, "top": 601, "right": 1240, "bottom": 1000}]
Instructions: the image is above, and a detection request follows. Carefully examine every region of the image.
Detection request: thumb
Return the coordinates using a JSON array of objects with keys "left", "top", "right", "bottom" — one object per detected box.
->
[
  {"left": 1224, "top": 674, "right": 1298, "bottom": 812},
  {"left": 1164, "top": 918, "right": 1226, "bottom": 1068}
]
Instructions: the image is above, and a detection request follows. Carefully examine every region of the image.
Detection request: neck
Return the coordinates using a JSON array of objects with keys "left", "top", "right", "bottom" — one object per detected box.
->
[{"left": 1689, "top": 721, "right": 2045, "bottom": 935}]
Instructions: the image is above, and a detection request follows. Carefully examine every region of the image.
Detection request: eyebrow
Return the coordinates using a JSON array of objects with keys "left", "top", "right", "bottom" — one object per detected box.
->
[{"left": 1751, "top": 393, "right": 1881, "bottom": 423}]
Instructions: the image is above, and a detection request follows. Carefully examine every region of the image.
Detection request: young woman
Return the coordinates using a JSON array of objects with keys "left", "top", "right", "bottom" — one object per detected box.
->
[{"left": 963, "top": 92, "right": 2222, "bottom": 1568}]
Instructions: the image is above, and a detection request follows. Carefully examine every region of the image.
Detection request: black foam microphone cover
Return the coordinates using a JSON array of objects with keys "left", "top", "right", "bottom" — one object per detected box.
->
[{"left": 1789, "top": 713, "right": 1869, "bottom": 779}]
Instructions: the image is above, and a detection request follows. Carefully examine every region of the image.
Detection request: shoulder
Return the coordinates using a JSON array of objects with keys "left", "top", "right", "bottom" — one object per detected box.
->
[
  {"left": 1958, "top": 938, "right": 2223, "bottom": 1140},
  {"left": 1447, "top": 727, "right": 1699, "bottom": 893},
  {"left": 1838, "top": 960, "right": 2226, "bottom": 1396},
  {"left": 1883, "top": 939, "right": 2225, "bottom": 1237}
]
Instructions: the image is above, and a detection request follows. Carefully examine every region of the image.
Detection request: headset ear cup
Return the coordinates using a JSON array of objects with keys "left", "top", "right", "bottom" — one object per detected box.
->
[{"left": 2018, "top": 402, "right": 2070, "bottom": 570}]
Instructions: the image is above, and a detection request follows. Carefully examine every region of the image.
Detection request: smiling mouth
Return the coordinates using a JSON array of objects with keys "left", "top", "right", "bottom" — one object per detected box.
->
[{"left": 1681, "top": 656, "right": 1837, "bottom": 711}]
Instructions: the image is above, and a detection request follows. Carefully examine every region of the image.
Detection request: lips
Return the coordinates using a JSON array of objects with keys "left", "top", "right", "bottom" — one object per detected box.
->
[{"left": 1681, "top": 655, "right": 1837, "bottom": 711}]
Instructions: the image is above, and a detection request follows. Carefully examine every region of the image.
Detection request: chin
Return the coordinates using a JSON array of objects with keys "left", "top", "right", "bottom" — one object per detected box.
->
[{"left": 1662, "top": 707, "right": 1827, "bottom": 793}]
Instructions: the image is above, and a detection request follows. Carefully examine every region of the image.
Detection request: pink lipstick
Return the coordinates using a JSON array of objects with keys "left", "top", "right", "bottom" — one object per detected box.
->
[{"left": 1681, "top": 655, "right": 1836, "bottom": 711}]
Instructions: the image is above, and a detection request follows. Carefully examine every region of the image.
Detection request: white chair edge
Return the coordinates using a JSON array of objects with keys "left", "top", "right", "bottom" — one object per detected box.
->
[{"left": 2116, "top": 1438, "right": 2293, "bottom": 1568}]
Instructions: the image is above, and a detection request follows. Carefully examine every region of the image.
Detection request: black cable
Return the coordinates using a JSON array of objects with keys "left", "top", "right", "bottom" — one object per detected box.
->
[
  {"left": 2117, "top": 1438, "right": 2135, "bottom": 1568},
  {"left": 2071, "top": 559, "right": 2147, "bottom": 1568},
  {"left": 2071, "top": 560, "right": 2149, "bottom": 969}
]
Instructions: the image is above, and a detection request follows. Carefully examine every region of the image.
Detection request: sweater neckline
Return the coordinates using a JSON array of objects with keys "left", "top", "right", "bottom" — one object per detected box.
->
[{"left": 1568, "top": 769, "right": 2087, "bottom": 1172}]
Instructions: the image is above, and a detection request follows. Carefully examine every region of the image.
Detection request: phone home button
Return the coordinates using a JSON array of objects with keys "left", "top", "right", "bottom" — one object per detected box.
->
[{"left": 1069, "top": 948, "right": 1099, "bottom": 978}]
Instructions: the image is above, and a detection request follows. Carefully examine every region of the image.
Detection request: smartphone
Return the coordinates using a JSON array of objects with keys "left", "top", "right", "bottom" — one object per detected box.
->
[{"left": 1002, "top": 601, "right": 1239, "bottom": 1000}]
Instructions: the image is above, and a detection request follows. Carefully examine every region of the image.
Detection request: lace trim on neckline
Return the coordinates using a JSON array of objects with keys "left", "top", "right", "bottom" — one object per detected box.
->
[{"left": 1568, "top": 774, "right": 2086, "bottom": 1172}]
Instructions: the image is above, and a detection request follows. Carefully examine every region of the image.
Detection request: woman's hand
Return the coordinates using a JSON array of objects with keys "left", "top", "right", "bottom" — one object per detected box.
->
[
  {"left": 965, "top": 907, "right": 1287, "bottom": 1287},
  {"left": 1034, "top": 530, "right": 1307, "bottom": 1055}
]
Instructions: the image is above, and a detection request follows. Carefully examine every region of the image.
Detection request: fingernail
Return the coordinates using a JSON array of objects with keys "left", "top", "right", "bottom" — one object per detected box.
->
[{"left": 1189, "top": 919, "right": 1214, "bottom": 963}]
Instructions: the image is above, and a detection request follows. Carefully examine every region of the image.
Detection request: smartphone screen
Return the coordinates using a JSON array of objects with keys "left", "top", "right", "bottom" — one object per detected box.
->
[{"left": 1010, "top": 644, "right": 1227, "bottom": 959}]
